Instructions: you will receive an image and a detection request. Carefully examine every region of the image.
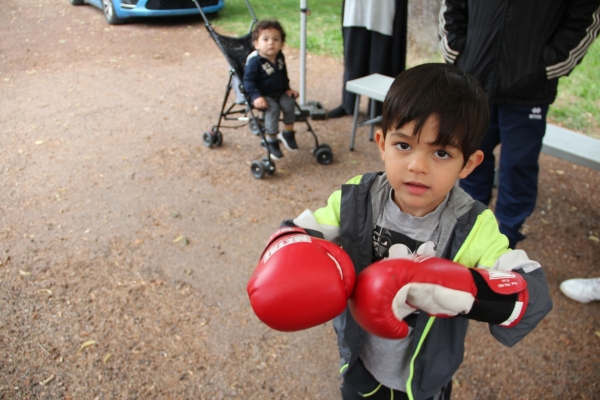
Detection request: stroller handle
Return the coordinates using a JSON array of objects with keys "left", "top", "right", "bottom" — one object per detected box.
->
[{"left": 192, "top": 0, "right": 258, "bottom": 35}]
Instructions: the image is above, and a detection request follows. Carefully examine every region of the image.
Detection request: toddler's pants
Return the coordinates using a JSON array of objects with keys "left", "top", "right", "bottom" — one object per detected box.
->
[{"left": 263, "top": 93, "right": 296, "bottom": 135}]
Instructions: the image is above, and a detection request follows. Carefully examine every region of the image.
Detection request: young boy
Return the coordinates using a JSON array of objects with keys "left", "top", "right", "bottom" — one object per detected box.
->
[
  {"left": 247, "top": 63, "right": 553, "bottom": 400},
  {"left": 243, "top": 20, "right": 299, "bottom": 160}
]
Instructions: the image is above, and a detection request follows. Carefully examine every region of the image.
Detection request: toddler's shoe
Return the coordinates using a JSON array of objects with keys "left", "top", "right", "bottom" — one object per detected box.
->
[
  {"left": 278, "top": 130, "right": 298, "bottom": 151},
  {"left": 559, "top": 277, "right": 600, "bottom": 303},
  {"left": 263, "top": 139, "right": 284, "bottom": 160}
]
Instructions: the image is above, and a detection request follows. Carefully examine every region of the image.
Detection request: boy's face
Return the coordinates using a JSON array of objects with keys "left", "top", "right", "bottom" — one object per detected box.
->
[
  {"left": 253, "top": 28, "right": 283, "bottom": 61},
  {"left": 375, "top": 115, "right": 483, "bottom": 217}
]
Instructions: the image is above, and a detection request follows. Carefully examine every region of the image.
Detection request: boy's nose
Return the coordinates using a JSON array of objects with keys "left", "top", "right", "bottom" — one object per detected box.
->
[{"left": 407, "top": 154, "right": 428, "bottom": 173}]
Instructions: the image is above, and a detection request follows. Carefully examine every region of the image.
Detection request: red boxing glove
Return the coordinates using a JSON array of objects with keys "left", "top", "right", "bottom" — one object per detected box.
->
[
  {"left": 247, "top": 227, "right": 355, "bottom": 332},
  {"left": 349, "top": 256, "right": 528, "bottom": 339}
]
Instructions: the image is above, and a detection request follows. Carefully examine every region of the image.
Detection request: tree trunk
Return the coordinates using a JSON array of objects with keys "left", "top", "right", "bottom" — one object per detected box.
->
[{"left": 407, "top": 0, "right": 443, "bottom": 64}]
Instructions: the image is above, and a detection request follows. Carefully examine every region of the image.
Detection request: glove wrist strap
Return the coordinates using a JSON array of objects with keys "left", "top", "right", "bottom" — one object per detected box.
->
[{"left": 465, "top": 269, "right": 520, "bottom": 325}]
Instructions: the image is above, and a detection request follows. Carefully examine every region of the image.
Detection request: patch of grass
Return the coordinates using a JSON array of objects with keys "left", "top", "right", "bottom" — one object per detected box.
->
[
  {"left": 548, "top": 38, "right": 600, "bottom": 138},
  {"left": 209, "top": 0, "right": 343, "bottom": 58}
]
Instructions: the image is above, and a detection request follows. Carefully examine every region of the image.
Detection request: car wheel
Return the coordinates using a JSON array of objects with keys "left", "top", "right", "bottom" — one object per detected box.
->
[
  {"left": 70, "top": 0, "right": 85, "bottom": 5},
  {"left": 102, "top": 0, "right": 124, "bottom": 25}
]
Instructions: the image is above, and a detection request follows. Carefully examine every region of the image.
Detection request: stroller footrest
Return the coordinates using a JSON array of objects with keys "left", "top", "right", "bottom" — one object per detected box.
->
[{"left": 297, "top": 101, "right": 326, "bottom": 121}]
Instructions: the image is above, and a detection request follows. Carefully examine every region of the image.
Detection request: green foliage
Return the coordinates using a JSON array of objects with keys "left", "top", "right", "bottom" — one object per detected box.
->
[
  {"left": 210, "top": 0, "right": 343, "bottom": 58},
  {"left": 548, "top": 39, "right": 600, "bottom": 138}
]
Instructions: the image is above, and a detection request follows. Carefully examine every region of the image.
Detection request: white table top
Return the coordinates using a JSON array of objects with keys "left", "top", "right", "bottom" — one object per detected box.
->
[{"left": 345, "top": 73, "right": 394, "bottom": 102}]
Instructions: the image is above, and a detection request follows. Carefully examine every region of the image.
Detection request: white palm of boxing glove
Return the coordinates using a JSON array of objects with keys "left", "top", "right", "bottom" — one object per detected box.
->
[{"left": 349, "top": 256, "right": 528, "bottom": 339}]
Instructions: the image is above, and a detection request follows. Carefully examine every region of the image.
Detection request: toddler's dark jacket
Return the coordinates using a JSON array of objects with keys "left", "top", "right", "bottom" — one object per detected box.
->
[{"left": 243, "top": 50, "right": 291, "bottom": 103}]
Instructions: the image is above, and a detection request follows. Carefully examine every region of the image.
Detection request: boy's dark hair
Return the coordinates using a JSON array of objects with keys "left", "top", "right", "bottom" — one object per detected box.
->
[
  {"left": 252, "top": 20, "right": 286, "bottom": 43},
  {"left": 381, "top": 63, "right": 489, "bottom": 164}
]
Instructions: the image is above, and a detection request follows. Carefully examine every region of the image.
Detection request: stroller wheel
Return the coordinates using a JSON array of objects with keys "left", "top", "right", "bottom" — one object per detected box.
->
[
  {"left": 203, "top": 129, "right": 223, "bottom": 148},
  {"left": 248, "top": 120, "right": 261, "bottom": 136},
  {"left": 211, "top": 126, "right": 223, "bottom": 146},
  {"left": 261, "top": 157, "right": 276, "bottom": 175},
  {"left": 314, "top": 144, "right": 333, "bottom": 165},
  {"left": 250, "top": 160, "right": 266, "bottom": 179}
]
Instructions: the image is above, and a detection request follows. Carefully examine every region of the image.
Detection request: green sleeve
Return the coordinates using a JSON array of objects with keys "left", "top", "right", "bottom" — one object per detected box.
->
[
  {"left": 454, "top": 209, "right": 511, "bottom": 268},
  {"left": 312, "top": 175, "right": 362, "bottom": 228}
]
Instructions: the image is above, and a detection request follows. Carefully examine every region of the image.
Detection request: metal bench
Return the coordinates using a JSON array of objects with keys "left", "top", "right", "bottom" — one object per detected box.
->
[
  {"left": 346, "top": 74, "right": 394, "bottom": 151},
  {"left": 345, "top": 73, "right": 600, "bottom": 171},
  {"left": 542, "top": 124, "right": 600, "bottom": 171}
]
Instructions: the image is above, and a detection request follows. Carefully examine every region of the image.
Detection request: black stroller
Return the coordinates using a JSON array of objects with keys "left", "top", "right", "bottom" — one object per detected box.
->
[{"left": 192, "top": 0, "right": 333, "bottom": 179}]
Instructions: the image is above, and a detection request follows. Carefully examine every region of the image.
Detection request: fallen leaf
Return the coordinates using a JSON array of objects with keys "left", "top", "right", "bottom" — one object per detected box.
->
[
  {"left": 78, "top": 340, "right": 97, "bottom": 353},
  {"left": 102, "top": 353, "right": 112, "bottom": 364},
  {"left": 589, "top": 235, "right": 599, "bottom": 242},
  {"left": 173, "top": 235, "right": 184, "bottom": 243},
  {"left": 173, "top": 236, "right": 189, "bottom": 245},
  {"left": 39, "top": 375, "right": 55, "bottom": 386},
  {"left": 19, "top": 270, "right": 31, "bottom": 276},
  {"left": 540, "top": 218, "right": 549, "bottom": 224},
  {"left": 595, "top": 331, "right": 600, "bottom": 338},
  {"left": 37, "top": 289, "right": 53, "bottom": 295},
  {"left": 556, "top": 170, "right": 565, "bottom": 176}
]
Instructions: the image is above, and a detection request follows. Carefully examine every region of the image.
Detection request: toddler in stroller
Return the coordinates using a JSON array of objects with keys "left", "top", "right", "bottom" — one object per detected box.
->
[
  {"left": 194, "top": 0, "right": 333, "bottom": 179},
  {"left": 244, "top": 20, "right": 298, "bottom": 161}
]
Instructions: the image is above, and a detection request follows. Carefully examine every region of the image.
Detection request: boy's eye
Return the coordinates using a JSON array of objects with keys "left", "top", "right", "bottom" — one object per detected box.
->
[
  {"left": 435, "top": 150, "right": 450, "bottom": 159},
  {"left": 395, "top": 142, "right": 411, "bottom": 150}
]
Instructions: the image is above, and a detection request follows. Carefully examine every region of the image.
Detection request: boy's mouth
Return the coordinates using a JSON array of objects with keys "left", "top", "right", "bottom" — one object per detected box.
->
[{"left": 404, "top": 181, "right": 429, "bottom": 195}]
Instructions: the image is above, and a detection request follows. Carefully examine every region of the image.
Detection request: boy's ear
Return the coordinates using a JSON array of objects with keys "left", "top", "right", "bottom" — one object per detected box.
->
[
  {"left": 375, "top": 129, "right": 385, "bottom": 159},
  {"left": 458, "top": 150, "right": 484, "bottom": 179}
]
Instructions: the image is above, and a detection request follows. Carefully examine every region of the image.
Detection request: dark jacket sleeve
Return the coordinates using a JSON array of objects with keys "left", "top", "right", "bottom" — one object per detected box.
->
[
  {"left": 439, "top": 0, "right": 469, "bottom": 63},
  {"left": 544, "top": 1, "right": 600, "bottom": 79},
  {"left": 243, "top": 57, "right": 262, "bottom": 103},
  {"left": 489, "top": 267, "right": 553, "bottom": 347},
  {"left": 279, "top": 53, "right": 291, "bottom": 92}
]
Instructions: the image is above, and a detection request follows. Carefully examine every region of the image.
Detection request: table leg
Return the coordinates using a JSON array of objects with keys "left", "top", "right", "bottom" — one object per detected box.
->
[
  {"left": 350, "top": 95, "right": 361, "bottom": 151},
  {"left": 369, "top": 98, "right": 376, "bottom": 141}
]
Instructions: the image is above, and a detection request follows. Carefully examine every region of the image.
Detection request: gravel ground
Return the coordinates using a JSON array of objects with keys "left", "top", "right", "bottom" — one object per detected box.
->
[{"left": 1, "top": 1, "right": 599, "bottom": 399}]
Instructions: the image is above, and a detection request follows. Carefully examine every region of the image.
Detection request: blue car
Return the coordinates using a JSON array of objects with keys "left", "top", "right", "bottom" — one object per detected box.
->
[{"left": 70, "top": 0, "right": 224, "bottom": 25}]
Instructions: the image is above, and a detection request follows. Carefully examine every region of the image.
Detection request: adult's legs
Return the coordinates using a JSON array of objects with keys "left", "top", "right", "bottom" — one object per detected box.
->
[
  {"left": 460, "top": 105, "right": 501, "bottom": 205},
  {"left": 367, "top": 0, "right": 407, "bottom": 116},
  {"left": 332, "top": 0, "right": 407, "bottom": 117},
  {"left": 494, "top": 104, "right": 548, "bottom": 247},
  {"left": 340, "top": 26, "right": 371, "bottom": 115}
]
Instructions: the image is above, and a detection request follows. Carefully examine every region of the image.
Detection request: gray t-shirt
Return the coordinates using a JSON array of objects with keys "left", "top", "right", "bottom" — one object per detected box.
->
[{"left": 360, "top": 190, "right": 449, "bottom": 392}]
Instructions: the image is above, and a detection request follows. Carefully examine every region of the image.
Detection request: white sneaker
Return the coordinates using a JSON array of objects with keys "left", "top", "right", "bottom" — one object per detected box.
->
[{"left": 559, "top": 277, "right": 600, "bottom": 303}]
